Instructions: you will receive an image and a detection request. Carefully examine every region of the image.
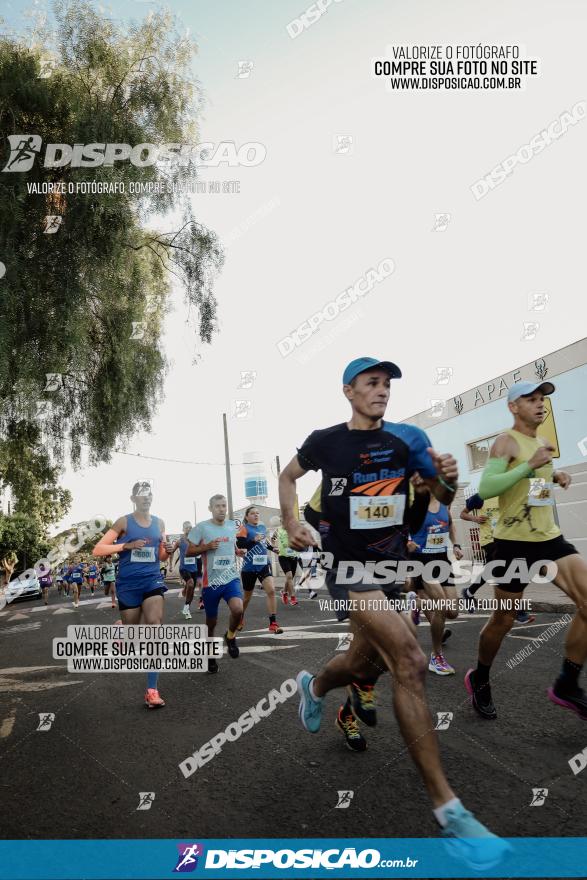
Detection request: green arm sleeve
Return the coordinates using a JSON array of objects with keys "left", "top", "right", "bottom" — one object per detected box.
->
[{"left": 479, "top": 457, "right": 534, "bottom": 500}]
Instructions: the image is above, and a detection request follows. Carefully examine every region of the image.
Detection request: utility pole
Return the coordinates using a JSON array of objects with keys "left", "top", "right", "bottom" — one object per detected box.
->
[
  {"left": 275, "top": 455, "right": 281, "bottom": 477},
  {"left": 222, "top": 413, "right": 234, "bottom": 519}
]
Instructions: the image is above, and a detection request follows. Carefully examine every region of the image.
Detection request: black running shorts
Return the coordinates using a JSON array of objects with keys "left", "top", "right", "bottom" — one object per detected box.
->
[
  {"left": 279, "top": 555, "right": 299, "bottom": 575},
  {"left": 490, "top": 535, "right": 578, "bottom": 594},
  {"left": 241, "top": 567, "right": 273, "bottom": 591}
]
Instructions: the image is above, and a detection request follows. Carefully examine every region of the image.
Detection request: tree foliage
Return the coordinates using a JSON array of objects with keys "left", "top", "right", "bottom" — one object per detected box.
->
[{"left": 0, "top": 1, "right": 223, "bottom": 508}]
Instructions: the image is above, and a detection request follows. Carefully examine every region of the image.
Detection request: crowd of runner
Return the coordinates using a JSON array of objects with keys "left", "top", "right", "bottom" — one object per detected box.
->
[{"left": 17, "top": 355, "right": 587, "bottom": 868}]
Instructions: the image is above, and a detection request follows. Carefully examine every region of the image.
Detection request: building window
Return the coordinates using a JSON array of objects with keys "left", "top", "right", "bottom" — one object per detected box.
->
[{"left": 467, "top": 434, "right": 499, "bottom": 471}]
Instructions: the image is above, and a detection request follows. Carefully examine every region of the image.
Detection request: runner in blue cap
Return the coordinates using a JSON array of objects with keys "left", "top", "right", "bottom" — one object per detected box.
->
[{"left": 279, "top": 356, "right": 506, "bottom": 864}]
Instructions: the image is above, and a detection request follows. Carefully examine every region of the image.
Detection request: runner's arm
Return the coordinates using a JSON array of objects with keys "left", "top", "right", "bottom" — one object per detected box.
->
[
  {"left": 460, "top": 509, "right": 487, "bottom": 524},
  {"left": 279, "top": 456, "right": 316, "bottom": 549},
  {"left": 186, "top": 525, "right": 211, "bottom": 556},
  {"left": 93, "top": 517, "right": 127, "bottom": 556},
  {"left": 158, "top": 521, "right": 171, "bottom": 561},
  {"left": 479, "top": 434, "right": 533, "bottom": 499},
  {"left": 448, "top": 514, "right": 463, "bottom": 559}
]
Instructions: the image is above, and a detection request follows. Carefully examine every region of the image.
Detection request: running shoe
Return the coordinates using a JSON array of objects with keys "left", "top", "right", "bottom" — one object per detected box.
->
[
  {"left": 296, "top": 670, "right": 323, "bottom": 733},
  {"left": 514, "top": 611, "right": 536, "bottom": 625},
  {"left": 268, "top": 621, "right": 283, "bottom": 634},
  {"left": 349, "top": 681, "right": 377, "bottom": 727},
  {"left": 224, "top": 631, "right": 239, "bottom": 659},
  {"left": 181, "top": 606, "right": 192, "bottom": 620},
  {"left": 309, "top": 590, "right": 318, "bottom": 599},
  {"left": 144, "top": 688, "right": 166, "bottom": 709},
  {"left": 335, "top": 706, "right": 367, "bottom": 752},
  {"left": 441, "top": 802, "right": 510, "bottom": 871},
  {"left": 429, "top": 653, "right": 455, "bottom": 676},
  {"left": 461, "top": 586, "right": 477, "bottom": 613},
  {"left": 441, "top": 628, "right": 452, "bottom": 645},
  {"left": 281, "top": 590, "right": 289, "bottom": 605},
  {"left": 207, "top": 658, "right": 219, "bottom": 674},
  {"left": 290, "top": 595, "right": 299, "bottom": 606},
  {"left": 464, "top": 668, "right": 497, "bottom": 719},
  {"left": 547, "top": 684, "right": 587, "bottom": 720},
  {"left": 198, "top": 598, "right": 204, "bottom": 611},
  {"left": 237, "top": 614, "right": 245, "bottom": 632},
  {"left": 406, "top": 590, "right": 420, "bottom": 625}
]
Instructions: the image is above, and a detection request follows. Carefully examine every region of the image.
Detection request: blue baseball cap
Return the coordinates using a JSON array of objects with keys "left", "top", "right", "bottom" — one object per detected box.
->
[
  {"left": 343, "top": 357, "right": 402, "bottom": 386},
  {"left": 507, "top": 380, "right": 555, "bottom": 403},
  {"left": 466, "top": 493, "right": 484, "bottom": 512}
]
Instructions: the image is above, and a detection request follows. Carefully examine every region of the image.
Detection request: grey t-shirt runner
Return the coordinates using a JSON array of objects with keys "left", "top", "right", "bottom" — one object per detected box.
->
[{"left": 188, "top": 519, "right": 239, "bottom": 586}]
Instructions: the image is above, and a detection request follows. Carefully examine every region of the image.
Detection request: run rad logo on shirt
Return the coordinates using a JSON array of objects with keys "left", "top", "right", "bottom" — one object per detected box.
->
[{"left": 296, "top": 421, "right": 437, "bottom": 565}]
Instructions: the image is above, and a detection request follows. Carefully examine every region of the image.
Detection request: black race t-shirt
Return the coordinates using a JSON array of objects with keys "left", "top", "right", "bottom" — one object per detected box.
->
[{"left": 297, "top": 421, "right": 436, "bottom": 565}]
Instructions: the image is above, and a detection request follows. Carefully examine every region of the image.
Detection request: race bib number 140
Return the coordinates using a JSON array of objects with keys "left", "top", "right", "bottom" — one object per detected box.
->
[{"left": 349, "top": 495, "right": 405, "bottom": 530}]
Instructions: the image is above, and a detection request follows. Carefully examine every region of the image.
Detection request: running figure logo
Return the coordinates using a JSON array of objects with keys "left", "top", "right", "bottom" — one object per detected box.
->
[
  {"left": 36, "top": 713, "right": 55, "bottom": 731},
  {"left": 528, "top": 292, "right": 549, "bottom": 311},
  {"left": 530, "top": 788, "right": 548, "bottom": 806},
  {"left": 428, "top": 399, "right": 446, "bottom": 418},
  {"left": 233, "top": 400, "right": 251, "bottom": 419},
  {"left": 329, "top": 477, "right": 347, "bottom": 495},
  {"left": 435, "top": 712, "right": 453, "bottom": 731},
  {"left": 136, "top": 792, "right": 155, "bottom": 811},
  {"left": 237, "top": 370, "right": 257, "bottom": 389},
  {"left": 2, "top": 134, "right": 42, "bottom": 172},
  {"left": 43, "top": 215, "right": 62, "bottom": 234},
  {"left": 521, "top": 321, "right": 540, "bottom": 341},
  {"left": 174, "top": 843, "right": 204, "bottom": 872},
  {"left": 44, "top": 373, "right": 64, "bottom": 392},
  {"left": 336, "top": 633, "right": 353, "bottom": 652},
  {"left": 333, "top": 135, "right": 353, "bottom": 155},
  {"left": 335, "top": 790, "right": 354, "bottom": 809},
  {"left": 236, "top": 61, "right": 254, "bottom": 78},
  {"left": 432, "top": 212, "right": 451, "bottom": 231},
  {"left": 434, "top": 367, "right": 453, "bottom": 385}
]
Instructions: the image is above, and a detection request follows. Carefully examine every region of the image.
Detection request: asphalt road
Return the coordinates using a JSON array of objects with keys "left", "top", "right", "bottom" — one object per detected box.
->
[{"left": 0, "top": 580, "right": 585, "bottom": 846}]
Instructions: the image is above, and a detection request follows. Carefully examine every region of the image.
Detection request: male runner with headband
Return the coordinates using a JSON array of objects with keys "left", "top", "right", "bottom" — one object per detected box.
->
[
  {"left": 280, "top": 357, "right": 505, "bottom": 862},
  {"left": 237, "top": 506, "right": 283, "bottom": 633},
  {"left": 93, "top": 481, "right": 173, "bottom": 708},
  {"left": 465, "top": 380, "right": 587, "bottom": 720}
]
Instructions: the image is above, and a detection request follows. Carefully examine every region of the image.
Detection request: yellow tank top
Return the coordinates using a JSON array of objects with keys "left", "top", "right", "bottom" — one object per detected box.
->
[
  {"left": 478, "top": 497, "right": 499, "bottom": 546},
  {"left": 309, "top": 483, "right": 322, "bottom": 513},
  {"left": 493, "top": 429, "right": 560, "bottom": 542}
]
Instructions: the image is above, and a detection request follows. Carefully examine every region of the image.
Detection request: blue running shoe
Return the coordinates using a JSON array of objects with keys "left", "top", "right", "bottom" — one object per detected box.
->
[
  {"left": 296, "top": 670, "right": 323, "bottom": 733},
  {"left": 441, "top": 802, "right": 511, "bottom": 871}
]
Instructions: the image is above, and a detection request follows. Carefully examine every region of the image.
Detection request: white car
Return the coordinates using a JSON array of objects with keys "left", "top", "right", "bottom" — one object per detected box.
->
[{"left": 5, "top": 571, "right": 42, "bottom": 604}]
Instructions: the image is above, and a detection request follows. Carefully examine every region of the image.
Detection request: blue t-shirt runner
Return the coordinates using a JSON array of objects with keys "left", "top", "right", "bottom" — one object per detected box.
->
[{"left": 187, "top": 497, "right": 244, "bottom": 664}]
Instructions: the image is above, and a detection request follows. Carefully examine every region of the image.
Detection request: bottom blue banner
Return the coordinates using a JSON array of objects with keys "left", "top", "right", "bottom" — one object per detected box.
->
[{"left": 0, "top": 837, "right": 586, "bottom": 879}]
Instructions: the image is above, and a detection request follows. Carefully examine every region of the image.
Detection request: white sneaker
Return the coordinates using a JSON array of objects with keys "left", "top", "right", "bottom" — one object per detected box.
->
[{"left": 181, "top": 606, "right": 192, "bottom": 620}]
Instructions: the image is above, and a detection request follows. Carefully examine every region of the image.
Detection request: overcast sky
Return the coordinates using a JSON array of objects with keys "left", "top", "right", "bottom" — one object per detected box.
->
[{"left": 5, "top": 0, "right": 587, "bottom": 532}]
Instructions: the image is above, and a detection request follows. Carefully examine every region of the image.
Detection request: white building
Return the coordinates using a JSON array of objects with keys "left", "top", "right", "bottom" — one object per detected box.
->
[{"left": 403, "top": 337, "right": 587, "bottom": 559}]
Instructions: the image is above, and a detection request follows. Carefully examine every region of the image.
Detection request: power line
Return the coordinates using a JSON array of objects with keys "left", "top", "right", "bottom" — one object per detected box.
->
[{"left": 112, "top": 449, "right": 263, "bottom": 467}]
